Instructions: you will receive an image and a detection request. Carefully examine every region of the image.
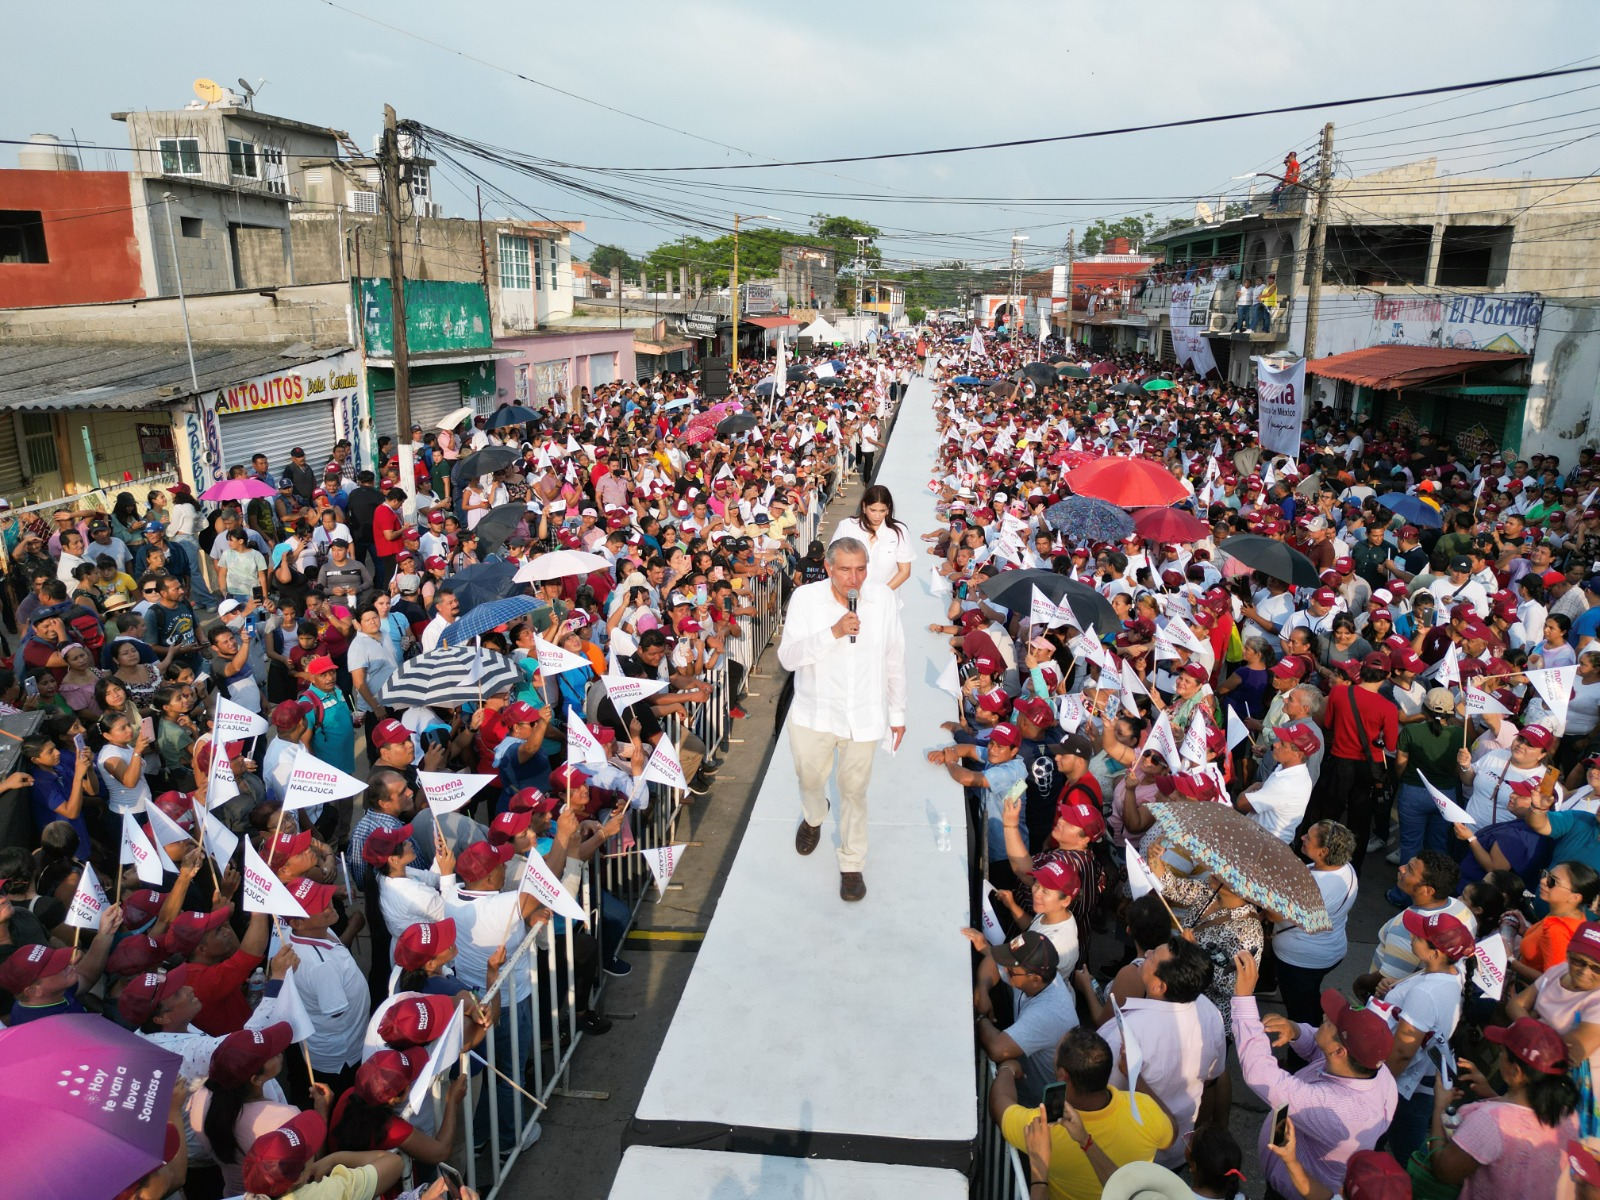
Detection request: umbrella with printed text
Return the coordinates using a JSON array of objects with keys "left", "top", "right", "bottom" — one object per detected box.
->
[
  {"left": 198, "top": 477, "right": 276, "bottom": 502},
  {"left": 1133, "top": 506, "right": 1212, "bottom": 543},
  {"left": 1215, "top": 533, "right": 1320, "bottom": 587},
  {"left": 1145, "top": 802, "right": 1331, "bottom": 931},
  {"left": 0, "top": 1014, "right": 183, "bottom": 1199},
  {"left": 1063, "top": 456, "right": 1188, "bottom": 507}
]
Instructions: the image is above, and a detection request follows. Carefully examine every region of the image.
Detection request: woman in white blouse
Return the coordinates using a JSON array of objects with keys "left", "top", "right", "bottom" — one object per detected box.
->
[{"left": 830, "top": 485, "right": 912, "bottom": 590}]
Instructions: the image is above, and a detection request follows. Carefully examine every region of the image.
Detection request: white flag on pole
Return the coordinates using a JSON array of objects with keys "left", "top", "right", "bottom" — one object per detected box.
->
[
  {"left": 535, "top": 639, "right": 591, "bottom": 676},
  {"left": 280, "top": 753, "right": 366, "bottom": 813},
  {"left": 206, "top": 737, "right": 240, "bottom": 810},
  {"left": 121, "top": 811, "right": 165, "bottom": 886},
  {"left": 191, "top": 798, "right": 239, "bottom": 868},
  {"left": 212, "top": 694, "right": 269, "bottom": 742},
  {"left": 1124, "top": 843, "right": 1160, "bottom": 901},
  {"left": 1473, "top": 935, "right": 1509, "bottom": 1000},
  {"left": 930, "top": 565, "right": 952, "bottom": 596},
  {"left": 416, "top": 771, "right": 497, "bottom": 817},
  {"left": 405, "top": 1000, "right": 465, "bottom": 1118},
  {"left": 1111, "top": 996, "right": 1146, "bottom": 1124},
  {"left": 1057, "top": 693, "right": 1087, "bottom": 734},
  {"left": 642, "top": 738, "right": 687, "bottom": 790},
  {"left": 274, "top": 967, "right": 317, "bottom": 1042},
  {"left": 601, "top": 675, "right": 669, "bottom": 713},
  {"left": 144, "top": 801, "right": 192, "bottom": 851},
  {"left": 1226, "top": 706, "right": 1251, "bottom": 751},
  {"left": 516, "top": 849, "right": 589, "bottom": 924},
  {"left": 65, "top": 862, "right": 109, "bottom": 930},
  {"left": 1120, "top": 660, "right": 1149, "bottom": 700},
  {"left": 1433, "top": 644, "right": 1461, "bottom": 687},
  {"left": 1465, "top": 683, "right": 1510, "bottom": 717},
  {"left": 1180, "top": 712, "right": 1209, "bottom": 766},
  {"left": 1527, "top": 665, "right": 1577, "bottom": 726},
  {"left": 1420, "top": 772, "right": 1477, "bottom": 826},
  {"left": 936, "top": 656, "right": 964, "bottom": 701},
  {"left": 641, "top": 843, "right": 687, "bottom": 898},
  {"left": 1159, "top": 618, "right": 1203, "bottom": 654},
  {"left": 1144, "top": 712, "right": 1181, "bottom": 769},
  {"left": 567, "top": 710, "right": 606, "bottom": 765},
  {"left": 241, "top": 838, "right": 309, "bottom": 919},
  {"left": 980, "top": 889, "right": 1007, "bottom": 945}
]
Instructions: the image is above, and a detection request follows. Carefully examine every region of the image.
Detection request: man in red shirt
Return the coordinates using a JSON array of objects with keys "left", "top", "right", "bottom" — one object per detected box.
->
[
  {"left": 370, "top": 487, "right": 408, "bottom": 590},
  {"left": 1305, "top": 650, "right": 1400, "bottom": 868},
  {"left": 168, "top": 906, "right": 280, "bottom": 1035}
]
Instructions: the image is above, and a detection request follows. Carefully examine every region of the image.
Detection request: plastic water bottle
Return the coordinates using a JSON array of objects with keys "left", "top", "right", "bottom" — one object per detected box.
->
[
  {"left": 936, "top": 816, "right": 952, "bottom": 852},
  {"left": 246, "top": 967, "right": 266, "bottom": 1010}
]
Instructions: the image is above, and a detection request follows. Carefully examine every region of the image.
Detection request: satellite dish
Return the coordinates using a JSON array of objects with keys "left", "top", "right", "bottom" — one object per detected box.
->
[
  {"left": 235, "top": 78, "right": 256, "bottom": 96},
  {"left": 193, "top": 78, "right": 224, "bottom": 104}
]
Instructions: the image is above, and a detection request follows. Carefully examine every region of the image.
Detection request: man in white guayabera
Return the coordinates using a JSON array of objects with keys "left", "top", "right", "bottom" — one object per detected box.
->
[{"left": 777, "top": 536, "right": 907, "bottom": 902}]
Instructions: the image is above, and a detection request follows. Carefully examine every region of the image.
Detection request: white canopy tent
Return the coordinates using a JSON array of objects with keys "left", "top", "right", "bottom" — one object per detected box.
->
[{"left": 798, "top": 316, "right": 842, "bottom": 343}]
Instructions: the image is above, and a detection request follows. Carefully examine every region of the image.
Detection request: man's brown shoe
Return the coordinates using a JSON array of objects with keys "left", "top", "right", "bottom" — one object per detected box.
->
[
  {"left": 840, "top": 872, "right": 866, "bottom": 902},
  {"left": 795, "top": 821, "right": 821, "bottom": 856}
]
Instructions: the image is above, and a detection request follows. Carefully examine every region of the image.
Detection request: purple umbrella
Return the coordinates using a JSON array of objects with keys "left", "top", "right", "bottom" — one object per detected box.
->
[
  {"left": 0, "top": 1014, "right": 182, "bottom": 1198},
  {"left": 198, "top": 477, "right": 276, "bottom": 501}
]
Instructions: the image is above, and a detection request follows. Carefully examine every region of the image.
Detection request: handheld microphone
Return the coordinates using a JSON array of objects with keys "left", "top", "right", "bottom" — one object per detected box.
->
[{"left": 847, "top": 588, "right": 859, "bottom": 644}]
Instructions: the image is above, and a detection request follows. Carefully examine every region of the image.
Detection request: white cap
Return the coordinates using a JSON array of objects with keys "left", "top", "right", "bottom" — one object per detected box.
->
[{"left": 216, "top": 598, "right": 242, "bottom": 618}]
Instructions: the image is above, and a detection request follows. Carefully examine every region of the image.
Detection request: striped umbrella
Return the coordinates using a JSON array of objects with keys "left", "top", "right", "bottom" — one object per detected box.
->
[
  {"left": 437, "top": 595, "right": 547, "bottom": 647},
  {"left": 380, "top": 644, "right": 522, "bottom": 709},
  {"left": 1144, "top": 802, "right": 1331, "bottom": 932}
]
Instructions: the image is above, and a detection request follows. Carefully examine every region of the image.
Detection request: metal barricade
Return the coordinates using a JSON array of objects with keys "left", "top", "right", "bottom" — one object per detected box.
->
[{"left": 976, "top": 1059, "right": 1032, "bottom": 1200}]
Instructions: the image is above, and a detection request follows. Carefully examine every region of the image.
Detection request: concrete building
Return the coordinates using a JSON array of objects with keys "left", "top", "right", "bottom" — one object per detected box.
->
[{"left": 1143, "top": 157, "right": 1600, "bottom": 459}]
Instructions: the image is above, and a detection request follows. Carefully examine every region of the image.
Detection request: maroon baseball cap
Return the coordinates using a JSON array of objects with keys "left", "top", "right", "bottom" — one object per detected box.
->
[
  {"left": 0, "top": 942, "right": 74, "bottom": 992},
  {"left": 393, "top": 919, "right": 457, "bottom": 972},
  {"left": 1032, "top": 858, "right": 1081, "bottom": 896},
  {"left": 162, "top": 906, "right": 233, "bottom": 956},
  {"left": 1361, "top": 651, "right": 1390, "bottom": 672},
  {"left": 268, "top": 828, "right": 313, "bottom": 863},
  {"left": 1334, "top": 556, "right": 1355, "bottom": 574},
  {"left": 1312, "top": 588, "right": 1338, "bottom": 606},
  {"left": 1320, "top": 989, "right": 1396, "bottom": 1070},
  {"left": 549, "top": 764, "right": 588, "bottom": 793},
  {"left": 360, "top": 823, "right": 416, "bottom": 866},
  {"left": 1270, "top": 657, "right": 1308, "bottom": 680},
  {"left": 1013, "top": 696, "right": 1055, "bottom": 728},
  {"left": 1517, "top": 723, "right": 1555, "bottom": 749},
  {"left": 1568, "top": 920, "right": 1600, "bottom": 964},
  {"left": 370, "top": 718, "right": 411, "bottom": 748},
  {"left": 509, "top": 787, "right": 560, "bottom": 814},
  {"left": 1482, "top": 1017, "right": 1569, "bottom": 1076},
  {"left": 1402, "top": 908, "right": 1475, "bottom": 960},
  {"left": 489, "top": 809, "right": 533, "bottom": 845},
  {"left": 117, "top": 964, "right": 191, "bottom": 1026},
  {"left": 242, "top": 1111, "right": 327, "bottom": 1197},
  {"left": 1054, "top": 802, "right": 1106, "bottom": 839},
  {"left": 1277, "top": 721, "right": 1320, "bottom": 755},
  {"left": 105, "top": 933, "right": 166, "bottom": 977},
  {"left": 377, "top": 992, "right": 458, "bottom": 1048},
  {"left": 1342, "top": 1149, "right": 1410, "bottom": 1200},
  {"left": 1155, "top": 771, "right": 1221, "bottom": 801},
  {"left": 121, "top": 888, "right": 167, "bottom": 928},
  {"left": 271, "top": 699, "right": 311, "bottom": 731},
  {"left": 977, "top": 688, "right": 1013, "bottom": 715},
  {"left": 1178, "top": 661, "right": 1209, "bottom": 683},
  {"left": 988, "top": 722, "right": 1021, "bottom": 748},
  {"left": 210, "top": 1021, "right": 294, "bottom": 1089},
  {"left": 287, "top": 876, "right": 336, "bottom": 916},
  {"left": 355, "top": 1048, "right": 426, "bottom": 1105},
  {"left": 457, "top": 840, "right": 514, "bottom": 883}
]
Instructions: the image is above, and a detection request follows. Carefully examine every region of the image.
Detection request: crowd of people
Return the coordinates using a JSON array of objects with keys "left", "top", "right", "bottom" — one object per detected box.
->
[
  {"left": 0, "top": 341, "right": 913, "bottom": 1199},
  {"left": 899, "top": 327, "right": 1600, "bottom": 1199}
]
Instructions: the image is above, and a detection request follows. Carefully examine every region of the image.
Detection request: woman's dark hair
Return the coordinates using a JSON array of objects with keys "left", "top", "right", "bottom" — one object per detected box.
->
[
  {"left": 204, "top": 1079, "right": 254, "bottom": 1163},
  {"left": 1482, "top": 868, "right": 1531, "bottom": 920},
  {"left": 1187, "top": 1125, "right": 1246, "bottom": 1195},
  {"left": 1462, "top": 880, "right": 1507, "bottom": 930},
  {"left": 1503, "top": 1046, "right": 1581, "bottom": 1126},
  {"left": 42, "top": 712, "right": 79, "bottom": 744},
  {"left": 1329, "top": 613, "right": 1356, "bottom": 637},
  {"left": 0, "top": 848, "right": 33, "bottom": 896},
  {"left": 328, "top": 1091, "right": 395, "bottom": 1154},
  {"left": 853, "top": 485, "right": 907, "bottom": 537},
  {"left": 1554, "top": 861, "right": 1600, "bottom": 909},
  {"left": 1547, "top": 611, "right": 1572, "bottom": 639},
  {"left": 1125, "top": 893, "right": 1173, "bottom": 954},
  {"left": 36, "top": 858, "right": 80, "bottom": 906},
  {"left": 153, "top": 684, "right": 189, "bottom": 716}
]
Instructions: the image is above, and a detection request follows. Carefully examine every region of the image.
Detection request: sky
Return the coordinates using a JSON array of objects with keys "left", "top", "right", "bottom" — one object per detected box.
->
[{"left": 8, "top": 0, "right": 1600, "bottom": 271}]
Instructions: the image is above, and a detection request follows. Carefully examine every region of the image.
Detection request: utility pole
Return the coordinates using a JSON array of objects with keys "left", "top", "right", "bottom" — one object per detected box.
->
[
  {"left": 381, "top": 104, "right": 411, "bottom": 439},
  {"left": 1062, "top": 229, "right": 1074, "bottom": 349},
  {"left": 1009, "top": 232, "right": 1029, "bottom": 335},
  {"left": 729, "top": 213, "right": 773, "bottom": 372},
  {"left": 476, "top": 184, "right": 492, "bottom": 332},
  {"left": 1300, "top": 122, "right": 1336, "bottom": 366},
  {"left": 852, "top": 234, "right": 869, "bottom": 323}
]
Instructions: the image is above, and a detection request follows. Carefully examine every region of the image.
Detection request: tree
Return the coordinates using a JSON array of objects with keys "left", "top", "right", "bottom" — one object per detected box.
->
[
  {"left": 587, "top": 244, "right": 639, "bottom": 279},
  {"left": 1079, "top": 213, "right": 1157, "bottom": 256}
]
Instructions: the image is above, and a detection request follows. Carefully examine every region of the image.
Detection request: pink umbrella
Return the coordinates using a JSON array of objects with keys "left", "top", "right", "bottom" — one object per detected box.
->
[
  {"left": 198, "top": 477, "right": 276, "bottom": 502},
  {"left": 0, "top": 1014, "right": 183, "bottom": 1198},
  {"left": 680, "top": 426, "right": 716, "bottom": 445},
  {"left": 1088, "top": 361, "right": 1117, "bottom": 376}
]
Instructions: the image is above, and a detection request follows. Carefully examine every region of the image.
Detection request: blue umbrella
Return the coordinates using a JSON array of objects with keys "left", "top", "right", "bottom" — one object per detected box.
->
[
  {"left": 663, "top": 396, "right": 694, "bottom": 410},
  {"left": 952, "top": 375, "right": 983, "bottom": 385},
  {"left": 753, "top": 379, "right": 777, "bottom": 397},
  {"left": 1043, "top": 496, "right": 1134, "bottom": 543},
  {"left": 445, "top": 561, "right": 522, "bottom": 612},
  {"left": 485, "top": 405, "right": 541, "bottom": 431},
  {"left": 827, "top": 358, "right": 847, "bottom": 372},
  {"left": 1375, "top": 493, "right": 1444, "bottom": 528},
  {"left": 438, "top": 595, "right": 548, "bottom": 647}
]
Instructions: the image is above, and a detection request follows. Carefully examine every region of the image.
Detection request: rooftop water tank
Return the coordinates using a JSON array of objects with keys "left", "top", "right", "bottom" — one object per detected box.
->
[{"left": 18, "top": 133, "right": 81, "bottom": 171}]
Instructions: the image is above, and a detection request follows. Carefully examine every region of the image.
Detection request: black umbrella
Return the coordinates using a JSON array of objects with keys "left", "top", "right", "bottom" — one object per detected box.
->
[
  {"left": 753, "top": 379, "right": 776, "bottom": 397},
  {"left": 979, "top": 570, "right": 1118, "bottom": 635},
  {"left": 471, "top": 502, "right": 531, "bottom": 556},
  {"left": 1047, "top": 355, "right": 1071, "bottom": 364},
  {"left": 816, "top": 376, "right": 848, "bottom": 388},
  {"left": 785, "top": 366, "right": 812, "bottom": 381},
  {"left": 1111, "top": 380, "right": 1142, "bottom": 396},
  {"left": 446, "top": 560, "right": 523, "bottom": 611},
  {"left": 452, "top": 445, "right": 520, "bottom": 483},
  {"left": 986, "top": 380, "right": 1018, "bottom": 397},
  {"left": 1020, "top": 363, "right": 1056, "bottom": 387},
  {"left": 485, "top": 405, "right": 540, "bottom": 431},
  {"left": 1057, "top": 364, "right": 1091, "bottom": 379},
  {"left": 716, "top": 411, "right": 759, "bottom": 438},
  {"left": 1216, "top": 534, "right": 1320, "bottom": 587}
]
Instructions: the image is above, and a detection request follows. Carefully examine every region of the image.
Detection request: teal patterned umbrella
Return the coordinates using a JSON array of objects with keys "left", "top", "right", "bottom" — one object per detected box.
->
[{"left": 1145, "top": 802, "right": 1331, "bottom": 932}]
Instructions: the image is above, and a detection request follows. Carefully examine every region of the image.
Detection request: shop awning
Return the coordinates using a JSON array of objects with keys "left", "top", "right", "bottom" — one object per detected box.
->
[
  {"left": 741, "top": 315, "right": 801, "bottom": 329},
  {"left": 1417, "top": 382, "right": 1530, "bottom": 397},
  {"left": 1305, "top": 344, "right": 1526, "bottom": 391}
]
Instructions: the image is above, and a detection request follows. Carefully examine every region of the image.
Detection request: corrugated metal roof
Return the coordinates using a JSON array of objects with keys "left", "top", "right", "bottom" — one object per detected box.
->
[
  {"left": 0, "top": 341, "right": 348, "bottom": 412},
  {"left": 1305, "top": 344, "right": 1526, "bottom": 391}
]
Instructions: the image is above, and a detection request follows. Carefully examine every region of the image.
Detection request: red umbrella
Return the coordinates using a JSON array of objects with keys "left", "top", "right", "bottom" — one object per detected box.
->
[
  {"left": 1088, "top": 361, "right": 1117, "bottom": 376},
  {"left": 1063, "top": 456, "right": 1189, "bottom": 507},
  {"left": 1133, "top": 506, "right": 1211, "bottom": 543},
  {"left": 1050, "top": 449, "right": 1101, "bottom": 469}
]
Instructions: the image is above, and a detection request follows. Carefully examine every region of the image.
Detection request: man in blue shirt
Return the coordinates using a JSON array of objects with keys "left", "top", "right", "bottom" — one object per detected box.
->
[{"left": 929, "top": 721, "right": 1029, "bottom": 876}]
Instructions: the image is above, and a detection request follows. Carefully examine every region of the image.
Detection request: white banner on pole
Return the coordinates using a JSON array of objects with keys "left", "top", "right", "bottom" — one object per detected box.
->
[
  {"left": 601, "top": 675, "right": 669, "bottom": 713},
  {"left": 1420, "top": 772, "right": 1477, "bottom": 826},
  {"left": 192, "top": 798, "right": 239, "bottom": 868},
  {"left": 641, "top": 843, "right": 687, "bottom": 898},
  {"left": 65, "top": 862, "right": 109, "bottom": 931},
  {"left": 416, "top": 771, "right": 497, "bottom": 816},
  {"left": 405, "top": 1001, "right": 465, "bottom": 1118},
  {"left": 642, "top": 738, "right": 687, "bottom": 790},
  {"left": 280, "top": 753, "right": 366, "bottom": 812},
  {"left": 121, "top": 811, "right": 165, "bottom": 886},
  {"left": 516, "top": 849, "right": 589, "bottom": 925},
  {"left": 241, "top": 838, "right": 309, "bottom": 919},
  {"left": 1474, "top": 935, "right": 1509, "bottom": 1000},
  {"left": 1255, "top": 356, "right": 1306, "bottom": 457},
  {"left": 566, "top": 710, "right": 607, "bottom": 765}
]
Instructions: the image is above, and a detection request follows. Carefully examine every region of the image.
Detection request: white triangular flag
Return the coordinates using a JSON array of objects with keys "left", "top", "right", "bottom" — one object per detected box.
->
[
  {"left": 935, "top": 655, "right": 964, "bottom": 701},
  {"left": 1465, "top": 683, "right": 1510, "bottom": 717},
  {"left": 980, "top": 889, "right": 1007, "bottom": 945},
  {"left": 206, "top": 736, "right": 240, "bottom": 810},
  {"left": 1120, "top": 659, "right": 1149, "bottom": 700},
  {"left": 930, "top": 565, "right": 951, "bottom": 597},
  {"left": 1420, "top": 771, "right": 1477, "bottom": 826},
  {"left": 1124, "top": 842, "right": 1160, "bottom": 901},
  {"left": 241, "top": 838, "right": 309, "bottom": 918},
  {"left": 1226, "top": 706, "right": 1251, "bottom": 751},
  {"left": 65, "top": 862, "right": 109, "bottom": 931},
  {"left": 468, "top": 636, "right": 484, "bottom": 684},
  {"left": 416, "top": 771, "right": 497, "bottom": 817},
  {"left": 1433, "top": 644, "right": 1461, "bottom": 687},
  {"left": 1159, "top": 618, "right": 1203, "bottom": 654},
  {"left": 1057, "top": 693, "right": 1087, "bottom": 734},
  {"left": 192, "top": 798, "right": 239, "bottom": 868},
  {"left": 405, "top": 999, "right": 465, "bottom": 1118},
  {"left": 516, "top": 848, "right": 589, "bottom": 924},
  {"left": 641, "top": 843, "right": 687, "bottom": 898},
  {"left": 280, "top": 752, "right": 366, "bottom": 812},
  {"left": 535, "top": 638, "right": 591, "bottom": 676},
  {"left": 601, "top": 674, "right": 669, "bottom": 713},
  {"left": 1144, "top": 711, "right": 1181, "bottom": 769},
  {"left": 642, "top": 738, "right": 687, "bottom": 790},
  {"left": 1527, "top": 665, "right": 1577, "bottom": 724},
  {"left": 1111, "top": 996, "right": 1145, "bottom": 1125},
  {"left": 212, "top": 694, "right": 269, "bottom": 741},
  {"left": 1473, "top": 935, "right": 1509, "bottom": 1000},
  {"left": 1030, "top": 585, "right": 1062, "bottom": 630},
  {"left": 1180, "top": 711, "right": 1209, "bottom": 765},
  {"left": 274, "top": 966, "right": 317, "bottom": 1042},
  {"left": 144, "top": 801, "right": 192, "bottom": 852},
  {"left": 121, "top": 811, "right": 165, "bottom": 885},
  {"left": 567, "top": 709, "right": 606, "bottom": 766}
]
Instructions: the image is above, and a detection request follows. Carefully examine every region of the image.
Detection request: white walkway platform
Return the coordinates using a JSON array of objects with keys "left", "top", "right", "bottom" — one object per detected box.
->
[
  {"left": 627, "top": 378, "right": 977, "bottom": 1168},
  {"left": 608, "top": 1146, "right": 968, "bottom": 1200}
]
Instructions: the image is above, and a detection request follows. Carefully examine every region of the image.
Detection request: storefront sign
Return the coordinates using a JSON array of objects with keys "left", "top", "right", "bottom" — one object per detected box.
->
[
  {"left": 743, "top": 283, "right": 774, "bottom": 316},
  {"left": 358, "top": 277, "right": 492, "bottom": 356},
  {"left": 1371, "top": 292, "right": 1543, "bottom": 354},
  {"left": 677, "top": 312, "right": 718, "bottom": 338},
  {"left": 212, "top": 362, "right": 360, "bottom": 416}
]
